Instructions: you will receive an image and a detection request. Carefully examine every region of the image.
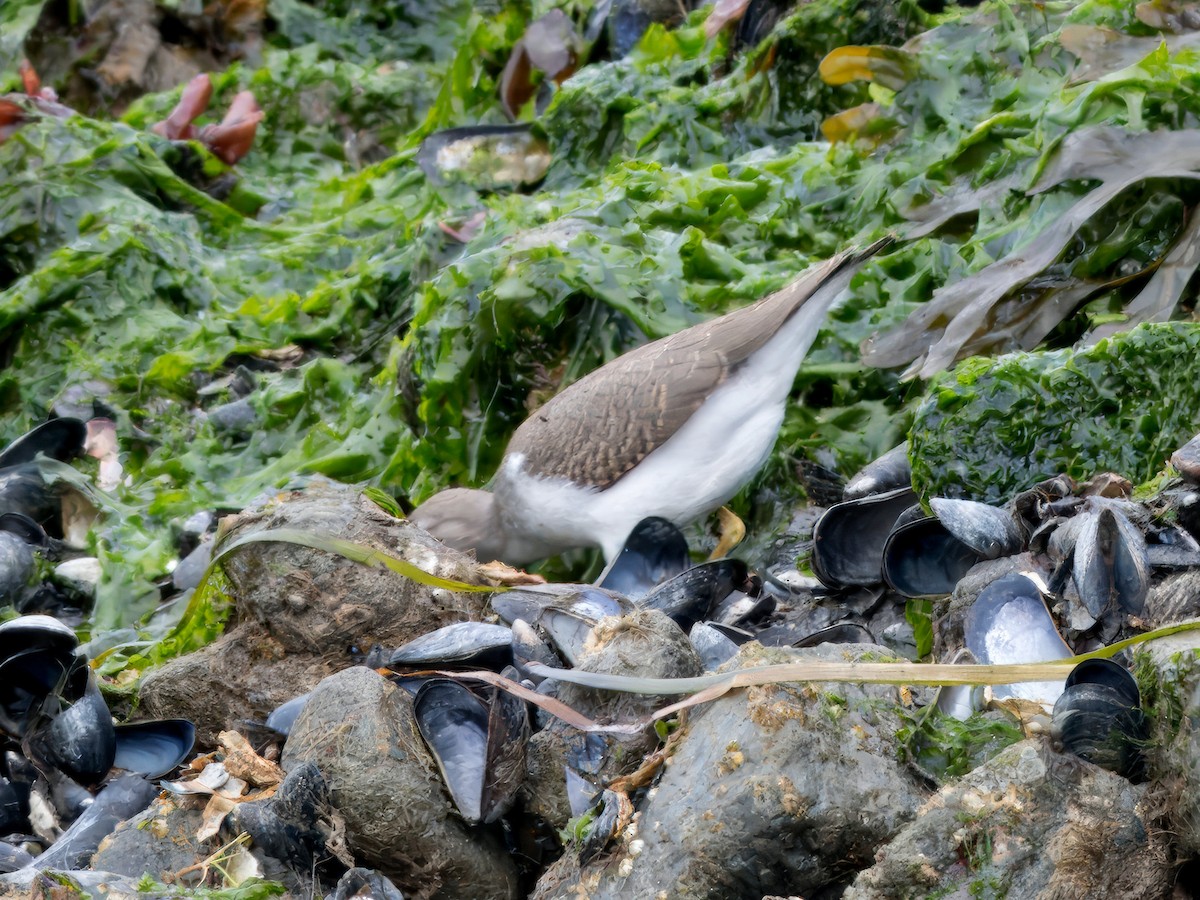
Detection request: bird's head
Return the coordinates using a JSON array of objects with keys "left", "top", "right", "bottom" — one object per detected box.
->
[{"left": 410, "top": 487, "right": 509, "bottom": 562}]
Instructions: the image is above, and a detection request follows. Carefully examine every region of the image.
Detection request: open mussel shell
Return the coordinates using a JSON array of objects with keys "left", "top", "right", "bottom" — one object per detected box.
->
[
  {"left": 492, "top": 583, "right": 628, "bottom": 626},
  {"left": 790, "top": 622, "right": 876, "bottom": 648},
  {"left": 49, "top": 769, "right": 97, "bottom": 821},
  {"left": 27, "top": 672, "right": 116, "bottom": 786},
  {"left": 1052, "top": 658, "right": 1148, "bottom": 782},
  {"left": 533, "top": 588, "right": 636, "bottom": 665},
  {"left": 811, "top": 487, "right": 917, "bottom": 588},
  {"left": 0, "top": 613, "right": 78, "bottom": 661},
  {"left": 414, "top": 680, "right": 487, "bottom": 823},
  {"left": 883, "top": 498, "right": 1022, "bottom": 597},
  {"left": 0, "top": 418, "right": 87, "bottom": 470},
  {"left": 882, "top": 516, "right": 981, "bottom": 598},
  {"left": 565, "top": 767, "right": 600, "bottom": 818},
  {"left": 963, "top": 573, "right": 1070, "bottom": 706},
  {"left": 480, "top": 677, "right": 529, "bottom": 823},
  {"left": 688, "top": 622, "right": 741, "bottom": 672},
  {"left": 0, "top": 465, "right": 70, "bottom": 536},
  {"left": 386, "top": 621, "right": 513, "bottom": 671},
  {"left": 1072, "top": 507, "right": 1149, "bottom": 619},
  {"left": 265, "top": 692, "right": 312, "bottom": 737},
  {"left": 418, "top": 124, "right": 551, "bottom": 191},
  {"left": 0, "top": 646, "right": 88, "bottom": 737},
  {"left": 844, "top": 442, "right": 911, "bottom": 500},
  {"left": 539, "top": 608, "right": 596, "bottom": 666},
  {"left": 0, "top": 512, "right": 48, "bottom": 546},
  {"left": 0, "top": 532, "right": 36, "bottom": 607},
  {"left": 596, "top": 516, "right": 689, "bottom": 600},
  {"left": 112, "top": 719, "right": 196, "bottom": 778},
  {"left": 413, "top": 677, "right": 529, "bottom": 825},
  {"left": 1063, "top": 657, "right": 1140, "bottom": 703},
  {"left": 933, "top": 648, "right": 984, "bottom": 720},
  {"left": 0, "top": 776, "right": 24, "bottom": 834},
  {"left": 26, "top": 773, "right": 157, "bottom": 872},
  {"left": 637, "top": 559, "right": 752, "bottom": 630}
]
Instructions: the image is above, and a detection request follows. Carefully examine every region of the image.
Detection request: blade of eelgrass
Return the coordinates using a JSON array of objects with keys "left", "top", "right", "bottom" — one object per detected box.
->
[
  {"left": 448, "top": 619, "right": 1200, "bottom": 734},
  {"left": 216, "top": 528, "right": 502, "bottom": 594},
  {"left": 523, "top": 618, "right": 1200, "bottom": 695},
  {"left": 95, "top": 525, "right": 502, "bottom": 679}
]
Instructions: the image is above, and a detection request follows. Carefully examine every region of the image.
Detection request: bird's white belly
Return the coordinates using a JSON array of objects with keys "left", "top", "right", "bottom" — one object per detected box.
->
[{"left": 599, "top": 384, "right": 783, "bottom": 526}]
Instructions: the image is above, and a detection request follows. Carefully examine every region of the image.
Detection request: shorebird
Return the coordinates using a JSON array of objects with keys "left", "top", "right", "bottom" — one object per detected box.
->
[{"left": 412, "top": 238, "right": 890, "bottom": 565}]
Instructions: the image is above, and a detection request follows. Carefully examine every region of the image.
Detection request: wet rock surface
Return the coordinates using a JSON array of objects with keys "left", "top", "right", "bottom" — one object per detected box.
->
[
  {"left": 91, "top": 793, "right": 210, "bottom": 881},
  {"left": 282, "top": 665, "right": 520, "bottom": 900},
  {"left": 139, "top": 482, "right": 493, "bottom": 743},
  {"left": 524, "top": 608, "right": 703, "bottom": 830},
  {"left": 1136, "top": 623, "right": 1200, "bottom": 860},
  {"left": 533, "top": 644, "right": 928, "bottom": 899},
  {"left": 843, "top": 740, "right": 1173, "bottom": 899}
]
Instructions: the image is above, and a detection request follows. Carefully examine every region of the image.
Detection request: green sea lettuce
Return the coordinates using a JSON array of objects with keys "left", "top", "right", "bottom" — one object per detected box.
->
[{"left": 2, "top": 0, "right": 1199, "bottom": 644}]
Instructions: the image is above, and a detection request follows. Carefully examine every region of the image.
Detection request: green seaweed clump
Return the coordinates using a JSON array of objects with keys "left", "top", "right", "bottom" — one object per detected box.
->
[
  {"left": 897, "top": 705, "right": 1023, "bottom": 781},
  {"left": 908, "top": 322, "right": 1200, "bottom": 503}
]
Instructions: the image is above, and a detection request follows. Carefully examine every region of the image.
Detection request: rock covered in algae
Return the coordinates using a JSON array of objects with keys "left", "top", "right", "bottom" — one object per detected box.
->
[
  {"left": 283, "top": 666, "right": 520, "bottom": 900},
  {"left": 1134, "top": 624, "right": 1200, "bottom": 861},
  {"left": 532, "top": 643, "right": 927, "bottom": 899},
  {"left": 139, "top": 481, "right": 491, "bottom": 743},
  {"left": 843, "top": 740, "right": 1172, "bottom": 898},
  {"left": 909, "top": 323, "right": 1200, "bottom": 504}
]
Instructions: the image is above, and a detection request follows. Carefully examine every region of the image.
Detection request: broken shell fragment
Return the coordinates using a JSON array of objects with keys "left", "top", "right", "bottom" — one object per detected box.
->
[{"left": 418, "top": 125, "right": 551, "bottom": 191}]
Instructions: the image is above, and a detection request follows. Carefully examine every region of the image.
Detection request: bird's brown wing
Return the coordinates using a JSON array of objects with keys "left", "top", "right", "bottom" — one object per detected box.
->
[
  {"left": 507, "top": 334, "right": 729, "bottom": 489},
  {"left": 506, "top": 240, "right": 889, "bottom": 490}
]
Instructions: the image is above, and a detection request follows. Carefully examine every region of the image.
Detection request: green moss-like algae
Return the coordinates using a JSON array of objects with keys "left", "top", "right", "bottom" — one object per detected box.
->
[{"left": 909, "top": 323, "right": 1200, "bottom": 503}]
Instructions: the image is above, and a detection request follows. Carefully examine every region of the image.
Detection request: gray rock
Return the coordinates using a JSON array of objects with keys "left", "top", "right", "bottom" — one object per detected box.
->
[
  {"left": 524, "top": 609, "right": 701, "bottom": 831},
  {"left": 139, "top": 482, "right": 494, "bottom": 744},
  {"left": 282, "top": 666, "right": 519, "bottom": 900},
  {"left": 843, "top": 740, "right": 1172, "bottom": 899},
  {"left": 92, "top": 793, "right": 211, "bottom": 881},
  {"left": 533, "top": 643, "right": 927, "bottom": 899}
]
